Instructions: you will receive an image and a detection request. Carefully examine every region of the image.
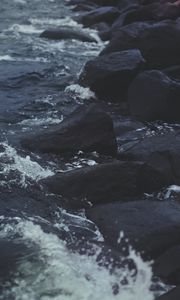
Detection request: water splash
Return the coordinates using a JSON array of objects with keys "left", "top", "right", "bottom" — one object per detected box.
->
[
  {"left": 0, "top": 219, "right": 154, "bottom": 300},
  {"left": 0, "top": 143, "right": 54, "bottom": 187}
]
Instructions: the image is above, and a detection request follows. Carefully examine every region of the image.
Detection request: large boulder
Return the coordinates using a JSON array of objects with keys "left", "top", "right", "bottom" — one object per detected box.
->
[
  {"left": 101, "top": 20, "right": 180, "bottom": 69},
  {"left": 154, "top": 244, "right": 180, "bottom": 285},
  {"left": 79, "top": 49, "right": 145, "bottom": 102},
  {"left": 75, "top": 6, "right": 120, "bottom": 27},
  {"left": 122, "top": 2, "right": 180, "bottom": 25},
  {"left": 41, "top": 160, "right": 173, "bottom": 208},
  {"left": 40, "top": 28, "right": 97, "bottom": 43},
  {"left": 128, "top": 70, "right": 180, "bottom": 122},
  {"left": 86, "top": 199, "right": 180, "bottom": 259},
  {"left": 118, "top": 132, "right": 180, "bottom": 183},
  {"left": 156, "top": 286, "right": 180, "bottom": 300},
  {"left": 21, "top": 104, "right": 117, "bottom": 156}
]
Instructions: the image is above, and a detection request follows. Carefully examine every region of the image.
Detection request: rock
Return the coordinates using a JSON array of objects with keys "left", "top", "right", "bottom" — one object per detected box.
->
[
  {"left": 41, "top": 160, "right": 173, "bottom": 208},
  {"left": 79, "top": 49, "right": 145, "bottom": 102},
  {"left": 101, "top": 20, "right": 180, "bottom": 68},
  {"left": 40, "top": 28, "right": 97, "bottom": 43},
  {"left": 128, "top": 70, "right": 180, "bottom": 122},
  {"left": 21, "top": 104, "right": 117, "bottom": 156},
  {"left": 68, "top": 0, "right": 119, "bottom": 5},
  {"left": 86, "top": 199, "right": 180, "bottom": 259},
  {"left": 123, "top": 2, "right": 180, "bottom": 25},
  {"left": 154, "top": 244, "right": 180, "bottom": 285},
  {"left": 118, "top": 131, "right": 180, "bottom": 182},
  {"left": 156, "top": 286, "right": 180, "bottom": 300},
  {"left": 91, "top": 22, "right": 110, "bottom": 41},
  {"left": 75, "top": 6, "right": 120, "bottom": 27}
]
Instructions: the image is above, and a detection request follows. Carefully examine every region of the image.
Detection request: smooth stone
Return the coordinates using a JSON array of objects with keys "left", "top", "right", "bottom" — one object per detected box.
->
[
  {"left": 118, "top": 131, "right": 180, "bottom": 184},
  {"left": 86, "top": 199, "right": 180, "bottom": 259},
  {"left": 154, "top": 244, "right": 180, "bottom": 285},
  {"left": 41, "top": 160, "right": 173, "bottom": 208},
  {"left": 40, "top": 28, "right": 97, "bottom": 43},
  {"left": 101, "top": 20, "right": 180, "bottom": 69},
  {"left": 156, "top": 286, "right": 180, "bottom": 300},
  {"left": 21, "top": 104, "right": 117, "bottom": 156},
  {"left": 75, "top": 6, "right": 120, "bottom": 27},
  {"left": 128, "top": 70, "right": 180, "bottom": 122},
  {"left": 79, "top": 49, "right": 145, "bottom": 102}
]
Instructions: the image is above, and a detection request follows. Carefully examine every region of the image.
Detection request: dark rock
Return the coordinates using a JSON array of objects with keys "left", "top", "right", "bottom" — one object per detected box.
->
[
  {"left": 91, "top": 22, "right": 110, "bottom": 41},
  {"left": 41, "top": 160, "right": 173, "bottom": 208},
  {"left": 69, "top": 0, "right": 120, "bottom": 6},
  {"left": 154, "top": 244, "right": 180, "bottom": 285},
  {"left": 79, "top": 49, "right": 145, "bottom": 102},
  {"left": 86, "top": 199, "right": 180, "bottom": 259},
  {"left": 123, "top": 2, "right": 180, "bottom": 25},
  {"left": 118, "top": 131, "right": 180, "bottom": 183},
  {"left": 75, "top": 6, "right": 120, "bottom": 27},
  {"left": 72, "top": 3, "right": 98, "bottom": 12},
  {"left": 40, "top": 28, "right": 97, "bottom": 43},
  {"left": 128, "top": 70, "right": 180, "bottom": 122},
  {"left": 156, "top": 286, "right": 180, "bottom": 300},
  {"left": 101, "top": 20, "right": 180, "bottom": 69},
  {"left": 21, "top": 104, "right": 117, "bottom": 156}
]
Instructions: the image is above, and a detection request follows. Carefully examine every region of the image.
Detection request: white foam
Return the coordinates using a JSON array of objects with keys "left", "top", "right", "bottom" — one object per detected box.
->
[
  {"left": 0, "top": 219, "right": 154, "bottom": 300},
  {"left": 0, "top": 55, "right": 48, "bottom": 62},
  {"left": 20, "top": 115, "right": 63, "bottom": 127},
  {"left": 8, "top": 24, "right": 42, "bottom": 34},
  {"left": 0, "top": 143, "right": 54, "bottom": 187},
  {"left": 13, "top": 0, "right": 26, "bottom": 4},
  {"left": 65, "top": 84, "right": 96, "bottom": 100},
  {"left": 165, "top": 185, "right": 180, "bottom": 198},
  {"left": 30, "top": 17, "right": 81, "bottom": 28},
  {"left": 0, "top": 55, "right": 14, "bottom": 61}
]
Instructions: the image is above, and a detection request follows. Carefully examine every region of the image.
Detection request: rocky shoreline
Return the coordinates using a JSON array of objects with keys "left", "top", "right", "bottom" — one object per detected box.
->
[
  {"left": 1, "top": 0, "right": 180, "bottom": 299},
  {"left": 36, "top": 1, "right": 180, "bottom": 299}
]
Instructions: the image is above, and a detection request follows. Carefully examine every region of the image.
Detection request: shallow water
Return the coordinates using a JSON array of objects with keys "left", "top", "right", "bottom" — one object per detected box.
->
[{"left": 0, "top": 0, "right": 168, "bottom": 299}]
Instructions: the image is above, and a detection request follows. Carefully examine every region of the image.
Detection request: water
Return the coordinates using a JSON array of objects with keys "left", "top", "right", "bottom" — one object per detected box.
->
[{"left": 0, "top": 0, "right": 163, "bottom": 299}]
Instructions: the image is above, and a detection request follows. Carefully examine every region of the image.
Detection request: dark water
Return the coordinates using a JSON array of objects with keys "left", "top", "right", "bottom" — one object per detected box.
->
[{"left": 0, "top": 1, "right": 165, "bottom": 299}]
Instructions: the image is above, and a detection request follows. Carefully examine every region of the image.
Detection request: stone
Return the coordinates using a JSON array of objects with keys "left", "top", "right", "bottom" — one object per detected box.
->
[
  {"left": 128, "top": 70, "right": 180, "bottom": 122},
  {"left": 86, "top": 199, "right": 180, "bottom": 259},
  {"left": 41, "top": 160, "right": 173, "bottom": 208},
  {"left": 79, "top": 49, "right": 145, "bottom": 102},
  {"left": 40, "top": 28, "right": 97, "bottom": 43},
  {"left": 21, "top": 104, "right": 117, "bottom": 156}
]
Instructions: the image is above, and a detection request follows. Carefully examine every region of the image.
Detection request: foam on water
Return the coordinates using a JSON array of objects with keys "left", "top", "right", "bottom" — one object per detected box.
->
[
  {"left": 20, "top": 115, "right": 63, "bottom": 127},
  {"left": 0, "top": 219, "right": 154, "bottom": 300},
  {"left": 165, "top": 185, "right": 180, "bottom": 198},
  {"left": 65, "top": 84, "right": 96, "bottom": 101},
  {"left": 8, "top": 24, "right": 42, "bottom": 34},
  {"left": 0, "top": 55, "right": 48, "bottom": 62},
  {"left": 30, "top": 17, "right": 81, "bottom": 28},
  {"left": 0, "top": 143, "right": 54, "bottom": 187}
]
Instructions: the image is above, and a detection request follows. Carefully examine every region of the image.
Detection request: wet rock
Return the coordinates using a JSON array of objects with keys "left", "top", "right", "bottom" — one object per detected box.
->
[
  {"left": 101, "top": 20, "right": 180, "bottom": 69},
  {"left": 75, "top": 6, "right": 120, "bottom": 27},
  {"left": 79, "top": 49, "right": 145, "bottom": 102},
  {"left": 41, "top": 160, "right": 173, "bottom": 208},
  {"left": 91, "top": 22, "right": 110, "bottom": 41},
  {"left": 86, "top": 199, "right": 180, "bottom": 259},
  {"left": 40, "top": 28, "right": 97, "bottom": 43},
  {"left": 123, "top": 2, "right": 180, "bottom": 25},
  {"left": 21, "top": 104, "right": 117, "bottom": 156},
  {"left": 156, "top": 286, "right": 180, "bottom": 300},
  {"left": 154, "top": 244, "right": 180, "bottom": 285},
  {"left": 118, "top": 131, "right": 180, "bottom": 183},
  {"left": 128, "top": 70, "right": 180, "bottom": 122}
]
